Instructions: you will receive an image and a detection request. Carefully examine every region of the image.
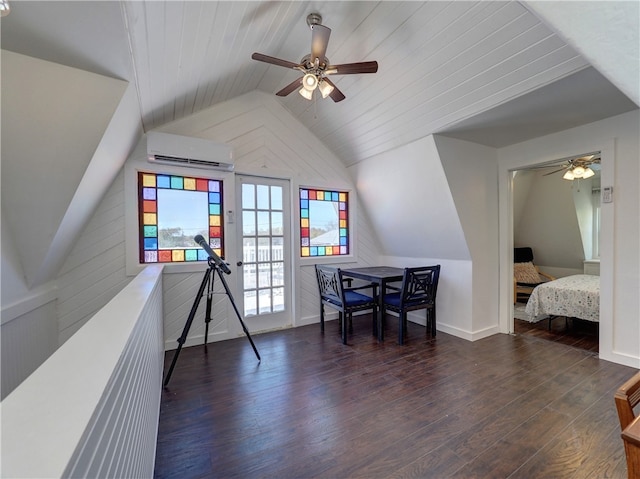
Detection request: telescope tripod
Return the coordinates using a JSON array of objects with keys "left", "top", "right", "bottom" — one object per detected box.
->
[{"left": 163, "top": 258, "right": 260, "bottom": 386}]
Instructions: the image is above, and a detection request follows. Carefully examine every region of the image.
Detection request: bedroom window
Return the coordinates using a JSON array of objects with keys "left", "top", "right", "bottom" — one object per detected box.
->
[
  {"left": 299, "top": 187, "right": 349, "bottom": 257},
  {"left": 138, "top": 171, "right": 224, "bottom": 263}
]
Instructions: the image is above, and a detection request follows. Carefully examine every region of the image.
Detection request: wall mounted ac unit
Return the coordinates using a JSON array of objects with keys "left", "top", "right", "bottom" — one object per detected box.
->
[{"left": 147, "top": 131, "right": 234, "bottom": 171}]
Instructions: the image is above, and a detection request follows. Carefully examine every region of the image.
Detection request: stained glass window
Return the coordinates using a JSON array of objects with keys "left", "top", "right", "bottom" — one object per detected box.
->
[
  {"left": 300, "top": 188, "right": 349, "bottom": 257},
  {"left": 138, "top": 172, "right": 224, "bottom": 263}
]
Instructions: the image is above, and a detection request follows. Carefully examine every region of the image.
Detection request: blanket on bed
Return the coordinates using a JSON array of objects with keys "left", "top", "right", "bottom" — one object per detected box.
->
[{"left": 525, "top": 274, "right": 599, "bottom": 323}]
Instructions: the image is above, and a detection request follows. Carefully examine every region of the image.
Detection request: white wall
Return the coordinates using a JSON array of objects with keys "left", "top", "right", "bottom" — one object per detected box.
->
[
  {"left": 56, "top": 169, "right": 134, "bottom": 344},
  {"left": 512, "top": 170, "right": 535, "bottom": 234},
  {"left": 513, "top": 169, "right": 586, "bottom": 270},
  {"left": 122, "top": 91, "right": 383, "bottom": 349},
  {"left": 0, "top": 51, "right": 141, "bottom": 397},
  {"left": 434, "top": 135, "right": 500, "bottom": 339},
  {"left": 351, "top": 135, "right": 469, "bottom": 260},
  {"left": 498, "top": 109, "right": 640, "bottom": 367},
  {"left": 350, "top": 134, "right": 500, "bottom": 340},
  {"left": 1, "top": 296, "right": 58, "bottom": 400}
]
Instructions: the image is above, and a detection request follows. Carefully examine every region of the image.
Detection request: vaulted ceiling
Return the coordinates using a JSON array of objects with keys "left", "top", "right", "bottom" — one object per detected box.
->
[{"left": 3, "top": 1, "right": 637, "bottom": 168}]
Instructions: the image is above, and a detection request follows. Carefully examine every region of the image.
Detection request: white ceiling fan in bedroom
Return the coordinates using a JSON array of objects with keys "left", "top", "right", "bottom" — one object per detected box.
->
[{"left": 541, "top": 152, "right": 601, "bottom": 181}]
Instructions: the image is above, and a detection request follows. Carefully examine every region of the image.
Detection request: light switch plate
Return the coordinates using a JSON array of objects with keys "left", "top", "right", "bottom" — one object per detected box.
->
[{"left": 602, "top": 186, "right": 613, "bottom": 203}]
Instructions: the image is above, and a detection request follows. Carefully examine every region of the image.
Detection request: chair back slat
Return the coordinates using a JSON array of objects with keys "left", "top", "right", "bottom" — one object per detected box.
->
[
  {"left": 316, "top": 265, "right": 342, "bottom": 305},
  {"left": 400, "top": 266, "right": 440, "bottom": 307}
]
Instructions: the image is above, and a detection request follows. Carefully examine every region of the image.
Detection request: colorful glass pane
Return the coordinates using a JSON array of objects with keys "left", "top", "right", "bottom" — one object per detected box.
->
[
  {"left": 138, "top": 171, "right": 224, "bottom": 264},
  {"left": 143, "top": 213, "right": 157, "bottom": 225},
  {"left": 144, "top": 251, "right": 158, "bottom": 263},
  {"left": 157, "top": 175, "right": 171, "bottom": 188},
  {"left": 143, "top": 200, "right": 156, "bottom": 213},
  {"left": 142, "top": 174, "right": 156, "bottom": 187},
  {"left": 143, "top": 225, "right": 157, "bottom": 237},
  {"left": 184, "top": 178, "right": 196, "bottom": 190},
  {"left": 142, "top": 188, "right": 156, "bottom": 200},
  {"left": 159, "top": 250, "right": 172, "bottom": 262}
]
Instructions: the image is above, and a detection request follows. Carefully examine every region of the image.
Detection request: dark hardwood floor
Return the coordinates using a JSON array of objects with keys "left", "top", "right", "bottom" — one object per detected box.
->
[
  {"left": 155, "top": 314, "right": 633, "bottom": 479},
  {"left": 514, "top": 316, "right": 599, "bottom": 353}
]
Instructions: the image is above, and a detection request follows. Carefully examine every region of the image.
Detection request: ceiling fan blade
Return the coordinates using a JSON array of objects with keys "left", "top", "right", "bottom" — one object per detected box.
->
[
  {"left": 543, "top": 167, "right": 569, "bottom": 176},
  {"left": 325, "top": 61, "right": 379, "bottom": 75},
  {"left": 323, "top": 78, "right": 345, "bottom": 102},
  {"left": 251, "top": 52, "right": 300, "bottom": 70},
  {"left": 311, "top": 24, "right": 331, "bottom": 64},
  {"left": 275, "top": 77, "right": 303, "bottom": 97}
]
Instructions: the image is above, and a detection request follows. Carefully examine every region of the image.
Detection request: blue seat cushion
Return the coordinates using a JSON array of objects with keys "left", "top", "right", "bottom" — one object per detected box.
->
[
  {"left": 385, "top": 292, "right": 429, "bottom": 308},
  {"left": 344, "top": 291, "right": 374, "bottom": 306},
  {"left": 384, "top": 292, "right": 402, "bottom": 307}
]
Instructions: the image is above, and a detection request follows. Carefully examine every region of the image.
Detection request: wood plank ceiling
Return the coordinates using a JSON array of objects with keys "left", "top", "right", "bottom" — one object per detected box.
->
[
  {"left": 3, "top": 1, "right": 602, "bottom": 167},
  {"left": 122, "top": 1, "right": 590, "bottom": 166}
]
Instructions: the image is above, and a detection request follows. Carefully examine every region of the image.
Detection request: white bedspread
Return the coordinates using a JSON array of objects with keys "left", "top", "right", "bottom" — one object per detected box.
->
[{"left": 525, "top": 274, "right": 600, "bottom": 323}]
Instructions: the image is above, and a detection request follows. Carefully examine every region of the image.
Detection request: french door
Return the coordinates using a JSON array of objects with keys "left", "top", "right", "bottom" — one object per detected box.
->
[{"left": 235, "top": 175, "right": 292, "bottom": 331}]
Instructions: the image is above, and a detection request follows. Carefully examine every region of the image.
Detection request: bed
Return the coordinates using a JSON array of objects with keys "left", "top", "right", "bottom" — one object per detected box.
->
[{"left": 525, "top": 274, "right": 600, "bottom": 323}]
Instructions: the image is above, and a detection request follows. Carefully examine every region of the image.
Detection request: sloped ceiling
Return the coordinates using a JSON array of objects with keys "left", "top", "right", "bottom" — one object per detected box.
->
[
  {"left": 3, "top": 1, "right": 637, "bottom": 167},
  {"left": 525, "top": 0, "right": 640, "bottom": 106},
  {"left": 1, "top": 51, "right": 129, "bottom": 288}
]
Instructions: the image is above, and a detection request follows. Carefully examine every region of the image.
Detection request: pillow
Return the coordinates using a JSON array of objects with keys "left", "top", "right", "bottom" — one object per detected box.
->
[{"left": 514, "top": 262, "right": 541, "bottom": 284}]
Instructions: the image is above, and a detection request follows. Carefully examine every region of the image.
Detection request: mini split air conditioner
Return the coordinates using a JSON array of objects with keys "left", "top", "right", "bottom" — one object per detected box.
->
[{"left": 147, "top": 131, "right": 234, "bottom": 171}]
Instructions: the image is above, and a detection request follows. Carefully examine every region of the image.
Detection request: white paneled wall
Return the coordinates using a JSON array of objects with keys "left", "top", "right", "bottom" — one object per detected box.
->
[
  {"left": 154, "top": 92, "right": 382, "bottom": 347},
  {"left": 1, "top": 265, "right": 164, "bottom": 478},
  {"left": 57, "top": 168, "right": 133, "bottom": 344},
  {"left": 0, "top": 295, "right": 58, "bottom": 399},
  {"left": 47, "top": 88, "right": 383, "bottom": 353}
]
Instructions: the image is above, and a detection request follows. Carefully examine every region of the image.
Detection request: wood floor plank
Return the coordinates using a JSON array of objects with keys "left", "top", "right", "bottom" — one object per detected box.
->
[{"left": 155, "top": 314, "right": 635, "bottom": 478}]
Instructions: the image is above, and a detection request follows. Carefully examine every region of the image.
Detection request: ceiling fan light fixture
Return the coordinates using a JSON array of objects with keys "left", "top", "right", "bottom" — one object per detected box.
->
[
  {"left": 318, "top": 79, "right": 334, "bottom": 98},
  {"left": 582, "top": 167, "right": 595, "bottom": 179},
  {"left": 563, "top": 170, "right": 575, "bottom": 180},
  {"left": 572, "top": 166, "right": 586, "bottom": 178},
  {"left": 251, "top": 14, "right": 378, "bottom": 103},
  {"left": 302, "top": 73, "right": 318, "bottom": 91},
  {"left": 298, "top": 86, "right": 314, "bottom": 100}
]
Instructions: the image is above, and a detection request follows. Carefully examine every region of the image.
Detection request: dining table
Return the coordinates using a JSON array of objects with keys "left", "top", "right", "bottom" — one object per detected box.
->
[{"left": 341, "top": 266, "right": 405, "bottom": 341}]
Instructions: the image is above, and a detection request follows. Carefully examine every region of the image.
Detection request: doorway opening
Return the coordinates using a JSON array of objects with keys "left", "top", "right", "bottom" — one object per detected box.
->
[{"left": 510, "top": 152, "right": 601, "bottom": 353}]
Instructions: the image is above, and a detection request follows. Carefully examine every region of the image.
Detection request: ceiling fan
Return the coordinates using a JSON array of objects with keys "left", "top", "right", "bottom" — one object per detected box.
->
[
  {"left": 542, "top": 153, "right": 601, "bottom": 180},
  {"left": 251, "top": 13, "right": 378, "bottom": 103}
]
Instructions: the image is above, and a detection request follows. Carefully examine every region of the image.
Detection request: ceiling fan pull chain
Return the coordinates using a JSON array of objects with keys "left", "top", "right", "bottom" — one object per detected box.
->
[{"left": 313, "top": 90, "right": 318, "bottom": 120}]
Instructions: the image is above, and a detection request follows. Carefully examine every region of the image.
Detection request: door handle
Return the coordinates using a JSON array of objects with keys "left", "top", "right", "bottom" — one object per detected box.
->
[{"left": 237, "top": 261, "right": 243, "bottom": 267}]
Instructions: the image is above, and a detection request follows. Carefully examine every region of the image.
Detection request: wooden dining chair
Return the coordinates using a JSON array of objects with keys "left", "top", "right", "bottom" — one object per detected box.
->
[
  {"left": 382, "top": 265, "right": 440, "bottom": 345},
  {"left": 615, "top": 371, "right": 640, "bottom": 478},
  {"left": 315, "top": 265, "right": 378, "bottom": 345}
]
